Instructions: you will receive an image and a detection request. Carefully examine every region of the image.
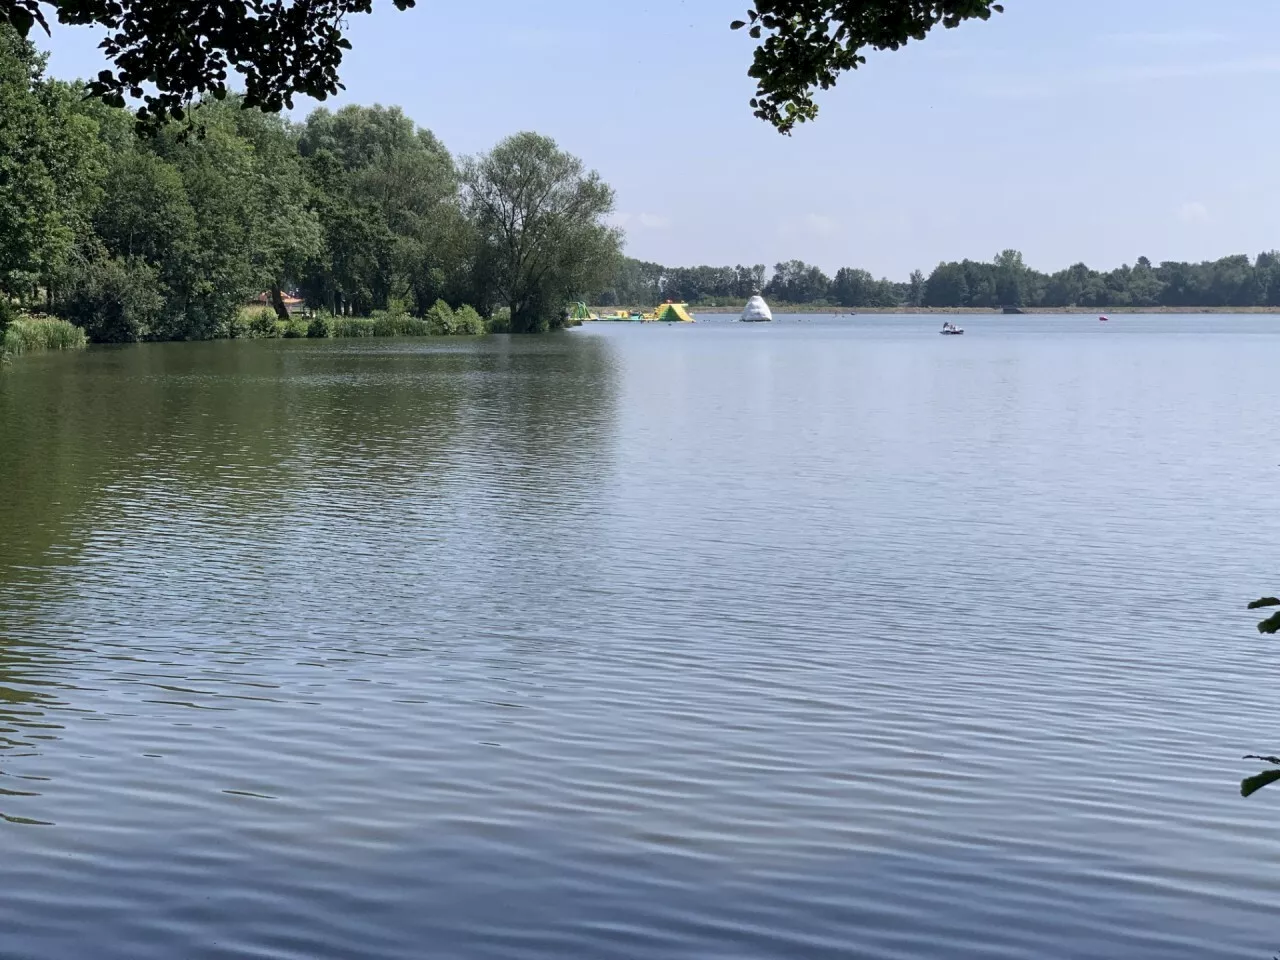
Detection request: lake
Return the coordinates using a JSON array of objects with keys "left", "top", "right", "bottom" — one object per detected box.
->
[{"left": 3, "top": 314, "right": 1280, "bottom": 959}]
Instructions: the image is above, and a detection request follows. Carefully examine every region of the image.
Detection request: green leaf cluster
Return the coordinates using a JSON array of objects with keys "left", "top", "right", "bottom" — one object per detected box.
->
[
  {"left": 2, "top": 0, "right": 416, "bottom": 128},
  {"left": 731, "top": 1, "right": 1003, "bottom": 133}
]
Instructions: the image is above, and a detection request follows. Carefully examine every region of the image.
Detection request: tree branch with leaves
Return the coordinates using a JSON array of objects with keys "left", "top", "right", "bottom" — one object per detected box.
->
[
  {"left": 1, "top": 0, "right": 1008, "bottom": 131},
  {"left": 1242, "top": 597, "right": 1280, "bottom": 796},
  {"left": 0, "top": 0, "right": 415, "bottom": 125},
  {"left": 731, "top": 0, "right": 1003, "bottom": 133}
]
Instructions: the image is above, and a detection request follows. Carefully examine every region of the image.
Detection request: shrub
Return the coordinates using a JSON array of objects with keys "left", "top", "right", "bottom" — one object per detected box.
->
[
  {"left": 330, "top": 316, "right": 376, "bottom": 337},
  {"left": 222, "top": 309, "right": 252, "bottom": 339},
  {"left": 3, "top": 316, "right": 88, "bottom": 354},
  {"left": 372, "top": 308, "right": 428, "bottom": 336},
  {"left": 246, "top": 308, "right": 279, "bottom": 338},
  {"left": 452, "top": 304, "right": 487, "bottom": 335},
  {"left": 317, "top": 306, "right": 488, "bottom": 339},
  {"left": 281, "top": 317, "right": 309, "bottom": 338},
  {"left": 487, "top": 307, "right": 512, "bottom": 334},
  {"left": 424, "top": 299, "right": 456, "bottom": 335},
  {"left": 307, "top": 313, "right": 334, "bottom": 338},
  {"left": 56, "top": 255, "right": 164, "bottom": 343}
]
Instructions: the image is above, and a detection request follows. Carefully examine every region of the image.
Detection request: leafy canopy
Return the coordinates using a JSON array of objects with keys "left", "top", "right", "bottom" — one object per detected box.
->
[
  {"left": 0, "top": 0, "right": 1000, "bottom": 130},
  {"left": 0, "top": 0, "right": 415, "bottom": 124},
  {"left": 464, "top": 132, "right": 620, "bottom": 334},
  {"left": 731, "top": 0, "right": 1004, "bottom": 133}
]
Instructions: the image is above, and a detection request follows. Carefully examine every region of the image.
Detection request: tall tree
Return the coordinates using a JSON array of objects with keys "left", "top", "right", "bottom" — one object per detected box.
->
[
  {"left": 923, "top": 261, "right": 968, "bottom": 307},
  {"left": 227, "top": 104, "right": 321, "bottom": 319},
  {"left": 766, "top": 260, "right": 831, "bottom": 303},
  {"left": 0, "top": 26, "right": 103, "bottom": 303},
  {"left": 993, "top": 248, "right": 1026, "bottom": 308},
  {"left": 299, "top": 105, "right": 462, "bottom": 316},
  {"left": 464, "top": 132, "right": 620, "bottom": 333},
  {"left": 832, "top": 266, "right": 876, "bottom": 307},
  {"left": 906, "top": 268, "right": 925, "bottom": 307}
]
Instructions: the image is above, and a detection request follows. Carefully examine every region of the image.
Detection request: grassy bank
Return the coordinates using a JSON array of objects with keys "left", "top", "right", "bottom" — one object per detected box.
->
[
  {"left": 2, "top": 315, "right": 89, "bottom": 357},
  {"left": 225, "top": 303, "right": 496, "bottom": 340}
]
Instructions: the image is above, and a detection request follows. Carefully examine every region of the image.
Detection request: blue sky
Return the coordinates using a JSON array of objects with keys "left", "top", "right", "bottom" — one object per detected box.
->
[{"left": 35, "top": 0, "right": 1280, "bottom": 278}]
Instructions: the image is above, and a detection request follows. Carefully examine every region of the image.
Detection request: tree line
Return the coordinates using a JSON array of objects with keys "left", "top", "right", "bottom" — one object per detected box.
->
[
  {"left": 0, "top": 25, "right": 620, "bottom": 341},
  {"left": 599, "top": 249, "right": 1280, "bottom": 310}
]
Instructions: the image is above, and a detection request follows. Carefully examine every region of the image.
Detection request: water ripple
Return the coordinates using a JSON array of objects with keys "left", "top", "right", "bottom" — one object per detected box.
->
[{"left": 1, "top": 319, "right": 1279, "bottom": 958}]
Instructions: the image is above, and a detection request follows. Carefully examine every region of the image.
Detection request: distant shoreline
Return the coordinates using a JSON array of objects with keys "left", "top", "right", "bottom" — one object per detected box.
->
[{"left": 629, "top": 304, "right": 1280, "bottom": 316}]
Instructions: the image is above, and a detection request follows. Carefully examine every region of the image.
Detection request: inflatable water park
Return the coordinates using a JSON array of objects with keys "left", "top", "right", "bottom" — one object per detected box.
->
[{"left": 576, "top": 301, "right": 696, "bottom": 323}]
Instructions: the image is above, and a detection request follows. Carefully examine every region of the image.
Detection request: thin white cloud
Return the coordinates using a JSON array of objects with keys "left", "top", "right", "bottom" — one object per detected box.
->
[
  {"left": 1177, "top": 201, "right": 1210, "bottom": 225},
  {"left": 638, "top": 213, "right": 671, "bottom": 229}
]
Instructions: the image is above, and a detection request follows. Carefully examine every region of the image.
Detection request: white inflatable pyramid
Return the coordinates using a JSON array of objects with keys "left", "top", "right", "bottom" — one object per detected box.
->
[{"left": 740, "top": 295, "right": 773, "bottom": 322}]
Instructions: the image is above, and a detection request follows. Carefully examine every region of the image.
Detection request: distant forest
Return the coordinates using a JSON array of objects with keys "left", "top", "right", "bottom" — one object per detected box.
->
[{"left": 596, "top": 250, "right": 1280, "bottom": 310}]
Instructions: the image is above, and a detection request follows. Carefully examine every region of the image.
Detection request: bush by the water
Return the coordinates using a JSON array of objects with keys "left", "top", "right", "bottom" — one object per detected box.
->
[
  {"left": 426, "top": 300, "right": 487, "bottom": 335},
  {"left": 245, "top": 308, "right": 280, "bottom": 339},
  {"left": 221, "top": 309, "right": 252, "bottom": 339},
  {"left": 486, "top": 307, "right": 512, "bottom": 334},
  {"left": 453, "top": 305, "right": 486, "bottom": 335},
  {"left": 371, "top": 309, "right": 429, "bottom": 336},
  {"left": 3, "top": 316, "right": 88, "bottom": 355},
  {"left": 229, "top": 309, "right": 311, "bottom": 339},
  {"left": 329, "top": 316, "right": 377, "bottom": 338},
  {"left": 313, "top": 303, "right": 488, "bottom": 338},
  {"left": 56, "top": 256, "right": 164, "bottom": 342}
]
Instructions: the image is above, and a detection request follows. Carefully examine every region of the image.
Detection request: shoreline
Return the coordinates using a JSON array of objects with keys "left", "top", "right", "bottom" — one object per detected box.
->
[{"left": 626, "top": 304, "right": 1280, "bottom": 316}]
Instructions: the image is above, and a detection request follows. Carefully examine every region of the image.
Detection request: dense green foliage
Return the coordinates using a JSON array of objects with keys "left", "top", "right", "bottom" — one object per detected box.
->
[
  {"left": 917, "top": 251, "right": 1280, "bottom": 310},
  {"left": 464, "top": 133, "right": 620, "bottom": 333},
  {"left": 600, "top": 250, "right": 1280, "bottom": 310},
  {"left": 0, "top": 0, "right": 416, "bottom": 126},
  {"left": 732, "top": 1, "right": 1003, "bottom": 133},
  {"left": 0, "top": 26, "right": 618, "bottom": 341},
  {"left": 3, "top": 0, "right": 994, "bottom": 132}
]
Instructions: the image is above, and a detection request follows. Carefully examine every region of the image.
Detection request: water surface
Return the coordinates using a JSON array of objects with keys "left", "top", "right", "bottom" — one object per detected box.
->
[{"left": 3, "top": 315, "right": 1280, "bottom": 958}]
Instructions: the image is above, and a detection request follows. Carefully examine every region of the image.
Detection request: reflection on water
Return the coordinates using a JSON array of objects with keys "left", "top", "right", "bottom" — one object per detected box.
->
[{"left": 2, "top": 318, "right": 1280, "bottom": 958}]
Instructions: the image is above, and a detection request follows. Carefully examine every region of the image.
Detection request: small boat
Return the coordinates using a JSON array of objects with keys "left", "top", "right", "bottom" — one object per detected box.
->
[
  {"left": 940, "top": 321, "right": 964, "bottom": 335},
  {"left": 1099, "top": 315, "right": 1109, "bottom": 322}
]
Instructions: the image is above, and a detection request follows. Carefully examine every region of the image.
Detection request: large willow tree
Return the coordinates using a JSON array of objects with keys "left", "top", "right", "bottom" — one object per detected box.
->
[{"left": 464, "top": 133, "right": 619, "bottom": 334}]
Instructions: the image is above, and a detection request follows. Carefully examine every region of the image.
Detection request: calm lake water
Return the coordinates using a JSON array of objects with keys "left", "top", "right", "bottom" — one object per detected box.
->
[{"left": 3, "top": 314, "right": 1280, "bottom": 959}]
